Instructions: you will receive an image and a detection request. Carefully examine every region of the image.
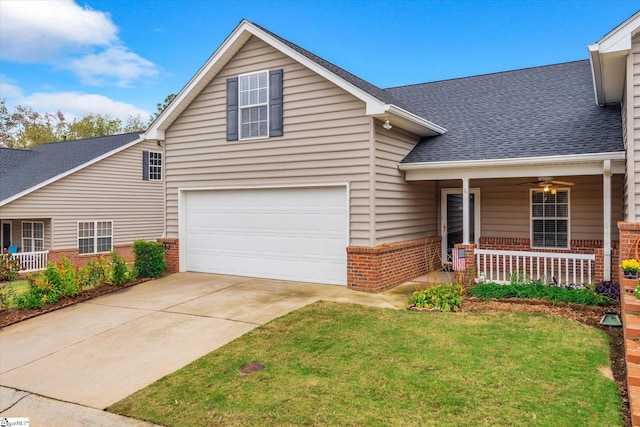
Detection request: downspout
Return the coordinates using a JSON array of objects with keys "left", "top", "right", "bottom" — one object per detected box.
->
[{"left": 603, "top": 160, "right": 612, "bottom": 281}]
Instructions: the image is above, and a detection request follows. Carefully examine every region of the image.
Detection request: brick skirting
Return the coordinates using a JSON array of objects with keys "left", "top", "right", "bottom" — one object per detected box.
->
[
  {"left": 48, "top": 243, "right": 135, "bottom": 270},
  {"left": 347, "top": 236, "right": 441, "bottom": 293},
  {"left": 618, "top": 222, "right": 640, "bottom": 425},
  {"left": 158, "top": 238, "right": 179, "bottom": 273}
]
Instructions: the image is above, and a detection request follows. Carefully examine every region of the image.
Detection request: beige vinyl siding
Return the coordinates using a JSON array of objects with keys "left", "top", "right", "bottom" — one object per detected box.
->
[
  {"left": 465, "top": 176, "right": 623, "bottom": 242},
  {"left": 0, "top": 140, "right": 164, "bottom": 249},
  {"left": 632, "top": 34, "right": 640, "bottom": 221},
  {"left": 373, "top": 121, "right": 436, "bottom": 244},
  {"left": 164, "top": 36, "right": 372, "bottom": 245}
]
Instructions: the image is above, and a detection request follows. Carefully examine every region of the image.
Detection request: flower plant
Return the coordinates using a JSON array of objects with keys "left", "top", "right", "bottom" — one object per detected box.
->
[{"left": 620, "top": 259, "right": 640, "bottom": 273}]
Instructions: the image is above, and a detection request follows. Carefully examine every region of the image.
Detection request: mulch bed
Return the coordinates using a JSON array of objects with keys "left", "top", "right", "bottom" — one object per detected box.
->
[
  {"left": 0, "top": 285, "right": 630, "bottom": 425},
  {"left": 0, "top": 278, "right": 151, "bottom": 329}
]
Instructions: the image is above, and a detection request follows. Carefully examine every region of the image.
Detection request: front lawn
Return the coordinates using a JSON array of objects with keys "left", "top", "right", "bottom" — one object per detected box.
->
[{"left": 110, "top": 302, "right": 622, "bottom": 426}]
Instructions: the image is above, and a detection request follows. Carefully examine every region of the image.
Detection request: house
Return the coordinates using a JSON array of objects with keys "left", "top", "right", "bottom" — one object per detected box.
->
[
  {"left": 0, "top": 133, "right": 164, "bottom": 272},
  {"left": 144, "top": 16, "right": 634, "bottom": 293}
]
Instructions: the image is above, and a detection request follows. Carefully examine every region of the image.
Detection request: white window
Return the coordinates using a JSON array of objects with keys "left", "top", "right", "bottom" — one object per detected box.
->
[
  {"left": 78, "top": 221, "right": 113, "bottom": 254},
  {"left": 149, "top": 151, "right": 162, "bottom": 181},
  {"left": 531, "top": 189, "right": 569, "bottom": 249},
  {"left": 22, "top": 222, "right": 44, "bottom": 252},
  {"left": 239, "top": 70, "right": 269, "bottom": 139}
]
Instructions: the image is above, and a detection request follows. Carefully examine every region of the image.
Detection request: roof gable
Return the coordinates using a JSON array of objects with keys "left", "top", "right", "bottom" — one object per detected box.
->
[
  {"left": 588, "top": 11, "right": 640, "bottom": 105},
  {"left": 0, "top": 133, "right": 142, "bottom": 206},
  {"left": 144, "top": 19, "right": 446, "bottom": 140}
]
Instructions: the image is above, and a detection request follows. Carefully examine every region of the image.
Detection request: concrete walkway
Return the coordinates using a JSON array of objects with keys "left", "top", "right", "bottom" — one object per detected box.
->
[{"left": 0, "top": 272, "right": 440, "bottom": 426}]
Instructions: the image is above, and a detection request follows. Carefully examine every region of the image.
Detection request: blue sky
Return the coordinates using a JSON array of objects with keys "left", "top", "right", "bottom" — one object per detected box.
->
[{"left": 0, "top": 0, "right": 637, "bottom": 121}]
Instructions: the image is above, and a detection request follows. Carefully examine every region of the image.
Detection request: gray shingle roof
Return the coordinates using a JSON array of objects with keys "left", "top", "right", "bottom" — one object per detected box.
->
[
  {"left": 389, "top": 60, "right": 623, "bottom": 163},
  {"left": 0, "top": 133, "right": 140, "bottom": 202}
]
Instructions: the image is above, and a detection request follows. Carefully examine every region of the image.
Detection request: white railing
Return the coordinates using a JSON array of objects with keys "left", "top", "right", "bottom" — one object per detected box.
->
[
  {"left": 475, "top": 249, "right": 595, "bottom": 286},
  {"left": 12, "top": 251, "right": 49, "bottom": 273}
]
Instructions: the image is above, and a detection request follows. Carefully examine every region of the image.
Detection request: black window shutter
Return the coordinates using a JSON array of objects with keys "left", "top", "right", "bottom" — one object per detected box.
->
[
  {"left": 142, "top": 151, "right": 149, "bottom": 180},
  {"left": 226, "top": 77, "right": 239, "bottom": 141},
  {"left": 269, "top": 69, "right": 283, "bottom": 137}
]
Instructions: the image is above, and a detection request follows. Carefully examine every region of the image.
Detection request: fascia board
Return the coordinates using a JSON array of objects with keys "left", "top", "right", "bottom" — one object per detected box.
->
[
  {"left": 147, "top": 20, "right": 253, "bottom": 136},
  {"left": 399, "top": 152, "right": 626, "bottom": 181},
  {"left": 0, "top": 137, "right": 144, "bottom": 207},
  {"left": 588, "top": 44, "right": 605, "bottom": 106},
  {"left": 597, "top": 12, "right": 640, "bottom": 54},
  {"left": 384, "top": 104, "right": 447, "bottom": 135}
]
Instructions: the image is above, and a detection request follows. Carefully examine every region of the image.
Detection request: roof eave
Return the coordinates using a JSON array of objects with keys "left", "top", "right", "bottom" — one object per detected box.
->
[{"left": 399, "top": 152, "right": 626, "bottom": 181}]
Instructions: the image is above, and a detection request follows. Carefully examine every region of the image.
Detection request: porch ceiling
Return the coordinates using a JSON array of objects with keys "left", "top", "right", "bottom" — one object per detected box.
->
[{"left": 399, "top": 152, "right": 625, "bottom": 181}]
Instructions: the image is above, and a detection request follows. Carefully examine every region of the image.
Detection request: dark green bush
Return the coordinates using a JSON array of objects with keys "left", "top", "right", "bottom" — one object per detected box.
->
[
  {"left": 109, "top": 250, "right": 128, "bottom": 286},
  {"left": 468, "top": 282, "right": 610, "bottom": 306},
  {"left": 133, "top": 240, "right": 165, "bottom": 278}
]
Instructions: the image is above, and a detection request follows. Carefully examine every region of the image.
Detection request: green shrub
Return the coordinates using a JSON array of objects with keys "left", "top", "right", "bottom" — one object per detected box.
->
[
  {"left": 0, "top": 284, "right": 16, "bottom": 310},
  {"left": 109, "top": 251, "right": 128, "bottom": 286},
  {"left": 133, "top": 240, "right": 165, "bottom": 278},
  {"left": 410, "top": 284, "right": 463, "bottom": 312},
  {"left": 78, "top": 256, "right": 110, "bottom": 289},
  {"left": 43, "top": 258, "right": 80, "bottom": 297},
  {"left": 0, "top": 253, "right": 20, "bottom": 282},
  {"left": 468, "top": 282, "right": 609, "bottom": 306}
]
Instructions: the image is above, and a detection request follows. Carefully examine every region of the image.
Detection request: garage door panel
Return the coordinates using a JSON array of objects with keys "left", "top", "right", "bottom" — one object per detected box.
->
[{"left": 184, "top": 187, "right": 348, "bottom": 285}]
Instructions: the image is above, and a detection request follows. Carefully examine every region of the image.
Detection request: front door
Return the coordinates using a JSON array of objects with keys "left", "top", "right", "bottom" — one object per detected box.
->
[
  {"left": 441, "top": 189, "right": 480, "bottom": 264},
  {"left": 1, "top": 221, "right": 11, "bottom": 251}
]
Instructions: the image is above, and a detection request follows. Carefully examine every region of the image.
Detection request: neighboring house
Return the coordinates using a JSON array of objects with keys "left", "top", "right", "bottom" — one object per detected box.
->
[
  {"left": 0, "top": 133, "right": 164, "bottom": 272},
  {"left": 144, "top": 17, "right": 633, "bottom": 293}
]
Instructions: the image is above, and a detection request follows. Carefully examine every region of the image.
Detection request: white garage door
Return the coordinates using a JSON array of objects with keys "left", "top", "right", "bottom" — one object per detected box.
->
[{"left": 183, "top": 186, "right": 348, "bottom": 285}]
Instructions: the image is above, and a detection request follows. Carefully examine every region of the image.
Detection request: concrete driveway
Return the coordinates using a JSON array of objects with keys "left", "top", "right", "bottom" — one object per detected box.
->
[{"left": 1, "top": 273, "right": 408, "bottom": 424}]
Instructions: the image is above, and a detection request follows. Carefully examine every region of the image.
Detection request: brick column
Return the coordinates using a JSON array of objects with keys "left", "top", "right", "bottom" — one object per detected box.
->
[
  {"left": 158, "top": 238, "right": 179, "bottom": 273},
  {"left": 453, "top": 243, "right": 476, "bottom": 287}
]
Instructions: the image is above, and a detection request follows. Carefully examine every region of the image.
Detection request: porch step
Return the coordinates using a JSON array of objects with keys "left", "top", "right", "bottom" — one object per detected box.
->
[
  {"left": 628, "top": 363, "right": 640, "bottom": 388},
  {"left": 624, "top": 294, "right": 640, "bottom": 315},
  {"left": 627, "top": 339, "right": 640, "bottom": 364},
  {"left": 624, "top": 315, "right": 640, "bottom": 339}
]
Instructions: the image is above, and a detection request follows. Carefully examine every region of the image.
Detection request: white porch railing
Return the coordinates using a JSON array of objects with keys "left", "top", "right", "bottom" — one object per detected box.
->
[
  {"left": 12, "top": 251, "right": 49, "bottom": 273},
  {"left": 475, "top": 249, "right": 596, "bottom": 286}
]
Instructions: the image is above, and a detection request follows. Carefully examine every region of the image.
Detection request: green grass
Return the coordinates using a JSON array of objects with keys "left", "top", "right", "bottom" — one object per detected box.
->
[
  {"left": 2, "top": 279, "right": 29, "bottom": 296},
  {"left": 110, "top": 302, "right": 621, "bottom": 426}
]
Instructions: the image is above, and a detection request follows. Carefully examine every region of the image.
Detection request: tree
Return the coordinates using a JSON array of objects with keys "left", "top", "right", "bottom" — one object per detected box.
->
[
  {"left": 0, "top": 98, "right": 149, "bottom": 149},
  {"left": 149, "top": 93, "right": 176, "bottom": 123}
]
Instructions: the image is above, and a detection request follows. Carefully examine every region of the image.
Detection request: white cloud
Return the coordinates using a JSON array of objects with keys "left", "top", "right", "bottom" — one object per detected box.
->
[
  {"left": 0, "top": 75, "right": 24, "bottom": 99},
  {"left": 68, "top": 46, "right": 159, "bottom": 87},
  {"left": 0, "top": 0, "right": 117, "bottom": 62},
  {"left": 21, "top": 92, "right": 151, "bottom": 122}
]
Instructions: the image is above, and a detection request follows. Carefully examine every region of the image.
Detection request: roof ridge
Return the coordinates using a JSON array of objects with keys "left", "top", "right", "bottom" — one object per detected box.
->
[
  {"left": 385, "top": 59, "right": 590, "bottom": 90},
  {"left": 39, "top": 131, "right": 142, "bottom": 146}
]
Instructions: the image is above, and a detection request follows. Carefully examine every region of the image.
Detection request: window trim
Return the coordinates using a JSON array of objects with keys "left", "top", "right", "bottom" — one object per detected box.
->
[
  {"left": 77, "top": 220, "right": 113, "bottom": 255},
  {"left": 529, "top": 188, "right": 570, "bottom": 250},
  {"left": 148, "top": 151, "right": 163, "bottom": 181},
  {"left": 238, "top": 69, "right": 270, "bottom": 141},
  {"left": 21, "top": 221, "right": 44, "bottom": 252}
]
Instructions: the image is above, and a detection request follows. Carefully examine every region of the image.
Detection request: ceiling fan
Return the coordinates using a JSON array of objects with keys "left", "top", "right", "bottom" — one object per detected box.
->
[{"left": 519, "top": 177, "right": 574, "bottom": 194}]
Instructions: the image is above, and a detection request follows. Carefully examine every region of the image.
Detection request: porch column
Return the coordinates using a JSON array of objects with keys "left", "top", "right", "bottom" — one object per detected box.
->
[
  {"left": 603, "top": 160, "right": 612, "bottom": 281},
  {"left": 462, "top": 177, "right": 470, "bottom": 244}
]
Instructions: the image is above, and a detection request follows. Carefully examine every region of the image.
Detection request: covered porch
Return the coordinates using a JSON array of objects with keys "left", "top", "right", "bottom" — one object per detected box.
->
[
  {"left": 1, "top": 218, "right": 51, "bottom": 273},
  {"left": 399, "top": 153, "right": 626, "bottom": 285}
]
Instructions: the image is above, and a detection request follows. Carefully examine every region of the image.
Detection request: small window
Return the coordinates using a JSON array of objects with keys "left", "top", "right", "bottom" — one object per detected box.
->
[
  {"left": 531, "top": 189, "right": 569, "bottom": 249},
  {"left": 149, "top": 151, "right": 162, "bottom": 181},
  {"left": 78, "top": 221, "right": 113, "bottom": 254},
  {"left": 22, "top": 221, "right": 44, "bottom": 252},
  {"left": 239, "top": 71, "right": 269, "bottom": 139}
]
